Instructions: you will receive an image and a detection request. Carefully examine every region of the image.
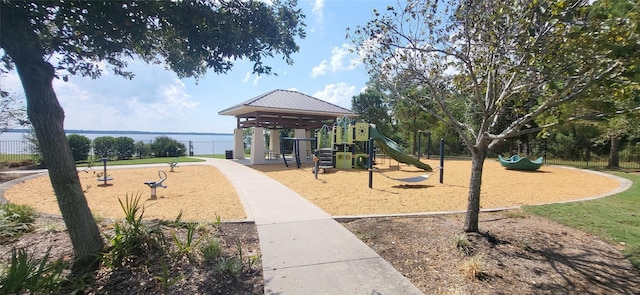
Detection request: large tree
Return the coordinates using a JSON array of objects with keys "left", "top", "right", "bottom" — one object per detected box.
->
[
  {"left": 388, "top": 87, "right": 439, "bottom": 155},
  {"left": 351, "top": 83, "right": 393, "bottom": 135},
  {"left": 350, "top": 0, "right": 632, "bottom": 232},
  {"left": 0, "top": 0, "right": 305, "bottom": 273},
  {"left": 539, "top": 0, "right": 640, "bottom": 168}
]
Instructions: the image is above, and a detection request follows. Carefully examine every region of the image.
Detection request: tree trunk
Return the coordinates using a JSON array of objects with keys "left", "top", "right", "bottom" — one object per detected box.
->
[
  {"left": 7, "top": 52, "right": 103, "bottom": 275},
  {"left": 464, "top": 145, "right": 488, "bottom": 232},
  {"left": 607, "top": 136, "right": 620, "bottom": 168}
]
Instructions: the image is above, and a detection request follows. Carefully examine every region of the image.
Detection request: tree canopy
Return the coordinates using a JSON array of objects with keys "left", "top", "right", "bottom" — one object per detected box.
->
[
  {"left": 349, "top": 0, "right": 636, "bottom": 232},
  {"left": 0, "top": 0, "right": 305, "bottom": 274},
  {"left": 351, "top": 84, "right": 393, "bottom": 134},
  {"left": 1, "top": 0, "right": 305, "bottom": 79}
]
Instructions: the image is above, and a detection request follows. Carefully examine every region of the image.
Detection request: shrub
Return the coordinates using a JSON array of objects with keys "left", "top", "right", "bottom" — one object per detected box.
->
[
  {"left": 0, "top": 203, "right": 36, "bottom": 239},
  {"left": 134, "top": 141, "right": 151, "bottom": 159},
  {"left": 93, "top": 136, "right": 116, "bottom": 159},
  {"left": 460, "top": 254, "right": 487, "bottom": 279},
  {"left": 200, "top": 237, "right": 222, "bottom": 263},
  {"left": 0, "top": 248, "right": 65, "bottom": 295},
  {"left": 105, "top": 193, "right": 163, "bottom": 267},
  {"left": 454, "top": 233, "right": 470, "bottom": 255},
  {"left": 67, "top": 134, "right": 91, "bottom": 162},
  {"left": 172, "top": 223, "right": 204, "bottom": 260},
  {"left": 150, "top": 136, "right": 186, "bottom": 158},
  {"left": 217, "top": 256, "right": 243, "bottom": 279},
  {"left": 115, "top": 136, "right": 135, "bottom": 160}
]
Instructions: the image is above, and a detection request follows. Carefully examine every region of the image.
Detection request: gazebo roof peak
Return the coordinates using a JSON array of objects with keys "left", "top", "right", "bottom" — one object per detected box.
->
[{"left": 218, "top": 89, "right": 356, "bottom": 117}]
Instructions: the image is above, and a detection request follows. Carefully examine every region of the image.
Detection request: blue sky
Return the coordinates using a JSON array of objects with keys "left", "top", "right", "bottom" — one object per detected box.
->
[{"left": 1, "top": 0, "right": 396, "bottom": 133}]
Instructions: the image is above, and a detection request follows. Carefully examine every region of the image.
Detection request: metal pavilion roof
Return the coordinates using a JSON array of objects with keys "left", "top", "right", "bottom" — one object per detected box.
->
[{"left": 218, "top": 89, "right": 357, "bottom": 129}]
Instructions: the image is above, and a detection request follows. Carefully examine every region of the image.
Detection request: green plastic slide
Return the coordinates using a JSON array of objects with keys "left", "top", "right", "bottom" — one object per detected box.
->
[{"left": 368, "top": 125, "right": 432, "bottom": 171}]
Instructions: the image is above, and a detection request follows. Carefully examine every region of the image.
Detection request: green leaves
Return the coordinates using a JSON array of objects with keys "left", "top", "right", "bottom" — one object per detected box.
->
[
  {"left": 1, "top": 0, "right": 306, "bottom": 79},
  {"left": 0, "top": 248, "right": 65, "bottom": 295},
  {"left": 0, "top": 204, "right": 36, "bottom": 240}
]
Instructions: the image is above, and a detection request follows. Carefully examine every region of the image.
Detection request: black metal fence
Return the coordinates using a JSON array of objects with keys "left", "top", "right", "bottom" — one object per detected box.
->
[
  {"left": 418, "top": 139, "right": 640, "bottom": 170},
  {"left": 3, "top": 138, "right": 639, "bottom": 170},
  {"left": 538, "top": 144, "right": 640, "bottom": 170},
  {"left": 0, "top": 140, "right": 38, "bottom": 164},
  {"left": 489, "top": 140, "right": 640, "bottom": 169},
  {"left": 0, "top": 140, "right": 234, "bottom": 164}
]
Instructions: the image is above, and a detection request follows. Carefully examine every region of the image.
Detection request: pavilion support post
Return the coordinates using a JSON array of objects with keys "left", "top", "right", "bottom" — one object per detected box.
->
[
  {"left": 269, "top": 129, "right": 281, "bottom": 157},
  {"left": 294, "top": 129, "right": 308, "bottom": 160},
  {"left": 305, "top": 130, "right": 312, "bottom": 157},
  {"left": 233, "top": 128, "right": 244, "bottom": 159},
  {"left": 250, "top": 127, "right": 266, "bottom": 165}
]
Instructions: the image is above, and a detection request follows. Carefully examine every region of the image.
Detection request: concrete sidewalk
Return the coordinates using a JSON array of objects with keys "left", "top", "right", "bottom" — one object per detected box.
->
[{"left": 206, "top": 158, "right": 423, "bottom": 295}]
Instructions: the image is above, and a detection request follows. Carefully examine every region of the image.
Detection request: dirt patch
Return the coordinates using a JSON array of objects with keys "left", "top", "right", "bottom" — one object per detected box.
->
[
  {"left": 342, "top": 212, "right": 640, "bottom": 294},
  {"left": 250, "top": 158, "right": 621, "bottom": 216},
  {"left": 4, "top": 165, "right": 245, "bottom": 221},
  {"left": 0, "top": 216, "right": 262, "bottom": 294}
]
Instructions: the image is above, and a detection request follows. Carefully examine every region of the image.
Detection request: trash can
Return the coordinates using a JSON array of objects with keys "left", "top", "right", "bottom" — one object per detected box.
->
[{"left": 225, "top": 150, "right": 233, "bottom": 159}]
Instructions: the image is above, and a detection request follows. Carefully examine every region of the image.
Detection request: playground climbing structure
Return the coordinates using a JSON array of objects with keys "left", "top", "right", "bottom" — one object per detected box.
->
[{"left": 313, "top": 119, "right": 432, "bottom": 172}]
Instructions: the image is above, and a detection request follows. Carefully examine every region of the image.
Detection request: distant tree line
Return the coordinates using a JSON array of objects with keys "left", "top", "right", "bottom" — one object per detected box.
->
[{"left": 350, "top": 81, "right": 640, "bottom": 166}]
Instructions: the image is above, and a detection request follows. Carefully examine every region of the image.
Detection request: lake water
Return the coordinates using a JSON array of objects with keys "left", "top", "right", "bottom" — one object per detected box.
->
[{"left": 0, "top": 130, "right": 235, "bottom": 155}]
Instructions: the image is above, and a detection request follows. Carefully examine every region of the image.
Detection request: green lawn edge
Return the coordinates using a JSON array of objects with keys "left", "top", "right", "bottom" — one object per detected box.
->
[
  {"left": 523, "top": 171, "right": 640, "bottom": 269},
  {"left": 75, "top": 156, "right": 214, "bottom": 167}
]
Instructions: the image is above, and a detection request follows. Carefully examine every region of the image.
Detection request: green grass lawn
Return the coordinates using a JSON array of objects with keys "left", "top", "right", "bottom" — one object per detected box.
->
[
  {"left": 194, "top": 154, "right": 225, "bottom": 159},
  {"left": 76, "top": 156, "right": 206, "bottom": 167},
  {"left": 1, "top": 154, "right": 227, "bottom": 168},
  {"left": 524, "top": 171, "right": 640, "bottom": 269}
]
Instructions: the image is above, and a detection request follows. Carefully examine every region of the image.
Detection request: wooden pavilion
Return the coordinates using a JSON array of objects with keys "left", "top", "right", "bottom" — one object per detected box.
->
[{"left": 218, "top": 89, "right": 357, "bottom": 164}]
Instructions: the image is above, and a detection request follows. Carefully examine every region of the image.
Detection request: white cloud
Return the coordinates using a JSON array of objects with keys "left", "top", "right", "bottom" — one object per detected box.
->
[
  {"left": 313, "top": 82, "right": 356, "bottom": 109},
  {"left": 53, "top": 75, "right": 198, "bottom": 130},
  {"left": 329, "top": 44, "right": 358, "bottom": 71},
  {"left": 53, "top": 79, "right": 92, "bottom": 103},
  {"left": 312, "top": 0, "right": 325, "bottom": 22},
  {"left": 310, "top": 60, "right": 329, "bottom": 78},
  {"left": 358, "top": 34, "right": 383, "bottom": 62},
  {"left": 159, "top": 79, "right": 199, "bottom": 114},
  {"left": 310, "top": 43, "right": 361, "bottom": 78},
  {"left": 242, "top": 72, "right": 262, "bottom": 85},
  {"left": 252, "top": 75, "right": 262, "bottom": 85},
  {"left": 0, "top": 73, "right": 25, "bottom": 96},
  {"left": 129, "top": 79, "right": 198, "bottom": 119},
  {"left": 242, "top": 72, "right": 251, "bottom": 83}
]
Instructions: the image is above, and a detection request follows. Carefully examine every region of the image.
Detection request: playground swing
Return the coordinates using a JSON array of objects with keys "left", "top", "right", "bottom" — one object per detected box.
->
[
  {"left": 367, "top": 138, "right": 445, "bottom": 188},
  {"left": 374, "top": 166, "right": 442, "bottom": 183}
]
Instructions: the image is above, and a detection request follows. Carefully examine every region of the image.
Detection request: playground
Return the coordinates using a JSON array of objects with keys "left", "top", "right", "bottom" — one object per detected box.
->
[
  {"left": 250, "top": 158, "right": 621, "bottom": 216},
  {"left": 3, "top": 157, "right": 622, "bottom": 220},
  {"left": 4, "top": 165, "right": 246, "bottom": 221}
]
